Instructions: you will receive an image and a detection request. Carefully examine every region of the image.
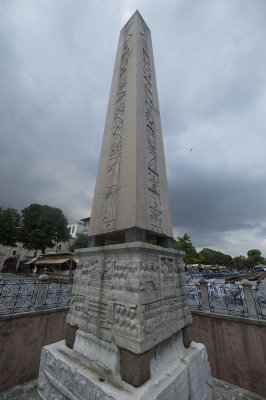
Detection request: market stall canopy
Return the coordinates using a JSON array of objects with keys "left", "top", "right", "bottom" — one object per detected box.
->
[
  {"left": 24, "top": 257, "right": 38, "bottom": 265},
  {"left": 36, "top": 257, "right": 79, "bottom": 265}
]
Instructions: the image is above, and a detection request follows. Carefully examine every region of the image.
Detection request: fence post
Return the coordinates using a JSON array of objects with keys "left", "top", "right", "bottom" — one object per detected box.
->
[
  {"left": 240, "top": 279, "right": 257, "bottom": 318},
  {"left": 34, "top": 274, "right": 49, "bottom": 310},
  {"left": 199, "top": 278, "right": 210, "bottom": 312}
]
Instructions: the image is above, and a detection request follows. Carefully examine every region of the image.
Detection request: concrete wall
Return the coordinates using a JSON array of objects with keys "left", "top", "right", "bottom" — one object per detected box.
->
[
  {"left": 183, "top": 310, "right": 266, "bottom": 398},
  {"left": 0, "top": 308, "right": 68, "bottom": 392}
]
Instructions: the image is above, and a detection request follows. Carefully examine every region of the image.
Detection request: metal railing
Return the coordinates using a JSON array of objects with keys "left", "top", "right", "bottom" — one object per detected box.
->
[
  {"left": 0, "top": 277, "right": 265, "bottom": 320},
  {"left": 208, "top": 283, "right": 247, "bottom": 316},
  {"left": 0, "top": 279, "right": 40, "bottom": 314},
  {"left": 188, "top": 281, "right": 266, "bottom": 319},
  {"left": 0, "top": 278, "right": 73, "bottom": 316},
  {"left": 252, "top": 286, "right": 266, "bottom": 319},
  {"left": 187, "top": 284, "right": 201, "bottom": 309},
  {"left": 43, "top": 280, "right": 73, "bottom": 309}
]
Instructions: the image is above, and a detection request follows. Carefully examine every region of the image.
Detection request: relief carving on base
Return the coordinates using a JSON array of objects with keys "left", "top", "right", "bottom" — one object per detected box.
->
[
  {"left": 67, "top": 248, "right": 191, "bottom": 352},
  {"left": 113, "top": 304, "right": 139, "bottom": 337}
]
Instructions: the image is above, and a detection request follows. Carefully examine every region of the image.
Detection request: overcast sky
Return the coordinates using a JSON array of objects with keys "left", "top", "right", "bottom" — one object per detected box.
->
[{"left": 1, "top": 0, "right": 266, "bottom": 257}]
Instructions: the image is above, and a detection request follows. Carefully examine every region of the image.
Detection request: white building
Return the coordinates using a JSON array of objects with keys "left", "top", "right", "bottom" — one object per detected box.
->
[
  {"left": 80, "top": 217, "right": 90, "bottom": 236},
  {"left": 0, "top": 241, "right": 70, "bottom": 272},
  {"left": 67, "top": 221, "right": 85, "bottom": 239}
]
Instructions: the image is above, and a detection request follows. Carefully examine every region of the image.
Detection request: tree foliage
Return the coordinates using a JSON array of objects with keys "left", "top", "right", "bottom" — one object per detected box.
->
[
  {"left": 69, "top": 234, "right": 88, "bottom": 252},
  {"left": 21, "top": 204, "right": 69, "bottom": 253},
  {"left": 174, "top": 233, "right": 202, "bottom": 266},
  {"left": 199, "top": 248, "right": 232, "bottom": 266},
  {"left": 232, "top": 255, "right": 246, "bottom": 270},
  {"left": 0, "top": 207, "right": 20, "bottom": 247},
  {"left": 245, "top": 249, "right": 266, "bottom": 268}
]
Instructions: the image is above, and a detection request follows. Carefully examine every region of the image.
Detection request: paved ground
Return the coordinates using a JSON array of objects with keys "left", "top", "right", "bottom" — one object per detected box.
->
[
  {"left": 0, "top": 378, "right": 265, "bottom": 400},
  {"left": 0, "top": 380, "right": 38, "bottom": 400},
  {"left": 213, "top": 379, "right": 266, "bottom": 400},
  {"left": 0, "top": 273, "right": 35, "bottom": 280}
]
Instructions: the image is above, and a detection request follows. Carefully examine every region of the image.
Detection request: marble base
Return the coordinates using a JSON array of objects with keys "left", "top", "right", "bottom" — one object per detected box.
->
[
  {"left": 67, "top": 242, "right": 192, "bottom": 355},
  {"left": 37, "top": 332, "right": 213, "bottom": 400}
]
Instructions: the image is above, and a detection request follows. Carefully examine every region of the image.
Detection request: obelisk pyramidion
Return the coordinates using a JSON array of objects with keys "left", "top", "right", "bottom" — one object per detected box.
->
[
  {"left": 88, "top": 10, "right": 173, "bottom": 246},
  {"left": 37, "top": 11, "right": 213, "bottom": 400}
]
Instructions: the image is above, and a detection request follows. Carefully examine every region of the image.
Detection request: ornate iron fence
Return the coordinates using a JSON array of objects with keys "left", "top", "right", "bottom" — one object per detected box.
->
[
  {"left": 207, "top": 283, "right": 247, "bottom": 316},
  {"left": 0, "top": 278, "right": 265, "bottom": 319},
  {"left": 0, "top": 279, "right": 40, "bottom": 314},
  {"left": 187, "top": 285, "right": 201, "bottom": 309},
  {"left": 43, "top": 280, "right": 73, "bottom": 309},
  {"left": 0, "top": 279, "right": 73, "bottom": 316},
  {"left": 187, "top": 281, "right": 266, "bottom": 319},
  {"left": 252, "top": 286, "right": 266, "bottom": 319}
]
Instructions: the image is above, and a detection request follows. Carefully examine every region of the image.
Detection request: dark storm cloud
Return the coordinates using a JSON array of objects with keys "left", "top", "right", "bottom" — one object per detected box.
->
[
  {"left": 0, "top": 0, "right": 266, "bottom": 255},
  {"left": 0, "top": 0, "right": 117, "bottom": 220},
  {"left": 169, "top": 167, "right": 266, "bottom": 232}
]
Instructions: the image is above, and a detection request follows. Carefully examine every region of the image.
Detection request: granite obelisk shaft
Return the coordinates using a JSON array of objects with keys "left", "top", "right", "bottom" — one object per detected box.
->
[{"left": 89, "top": 11, "right": 173, "bottom": 240}]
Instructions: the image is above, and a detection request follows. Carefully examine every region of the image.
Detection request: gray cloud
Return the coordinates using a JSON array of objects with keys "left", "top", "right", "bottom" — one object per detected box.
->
[{"left": 0, "top": 0, "right": 266, "bottom": 256}]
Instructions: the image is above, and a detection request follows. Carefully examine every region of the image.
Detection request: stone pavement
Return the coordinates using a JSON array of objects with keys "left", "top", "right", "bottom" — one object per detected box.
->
[
  {"left": 0, "top": 380, "right": 38, "bottom": 400},
  {"left": 0, "top": 378, "right": 265, "bottom": 400},
  {"left": 213, "top": 379, "right": 265, "bottom": 400}
]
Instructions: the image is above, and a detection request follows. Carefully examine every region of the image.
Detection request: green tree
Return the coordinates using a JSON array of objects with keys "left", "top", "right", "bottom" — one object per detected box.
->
[
  {"left": 232, "top": 255, "right": 246, "bottom": 270},
  {"left": 199, "top": 248, "right": 217, "bottom": 265},
  {"left": 0, "top": 207, "right": 21, "bottom": 247},
  {"left": 246, "top": 249, "right": 265, "bottom": 268},
  {"left": 199, "top": 248, "right": 232, "bottom": 266},
  {"left": 21, "top": 204, "right": 69, "bottom": 254},
  {"left": 70, "top": 234, "right": 88, "bottom": 252},
  {"left": 174, "top": 233, "right": 202, "bottom": 267}
]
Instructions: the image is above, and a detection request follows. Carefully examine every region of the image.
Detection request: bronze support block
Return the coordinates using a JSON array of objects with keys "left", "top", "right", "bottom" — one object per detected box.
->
[
  {"left": 182, "top": 326, "right": 192, "bottom": 348},
  {"left": 120, "top": 347, "right": 151, "bottom": 387},
  {"left": 65, "top": 324, "right": 78, "bottom": 349}
]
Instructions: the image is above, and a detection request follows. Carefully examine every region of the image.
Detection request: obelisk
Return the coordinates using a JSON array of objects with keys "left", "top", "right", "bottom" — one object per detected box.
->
[
  {"left": 87, "top": 10, "right": 173, "bottom": 247},
  {"left": 37, "top": 11, "right": 212, "bottom": 400}
]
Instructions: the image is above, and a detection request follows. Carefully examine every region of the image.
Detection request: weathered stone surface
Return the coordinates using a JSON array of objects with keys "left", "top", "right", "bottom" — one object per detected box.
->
[
  {"left": 37, "top": 334, "right": 212, "bottom": 400},
  {"left": 67, "top": 242, "right": 191, "bottom": 354},
  {"left": 2, "top": 376, "right": 264, "bottom": 400},
  {"left": 74, "top": 330, "right": 120, "bottom": 375},
  {"left": 88, "top": 11, "right": 173, "bottom": 240},
  {"left": 120, "top": 348, "right": 150, "bottom": 387}
]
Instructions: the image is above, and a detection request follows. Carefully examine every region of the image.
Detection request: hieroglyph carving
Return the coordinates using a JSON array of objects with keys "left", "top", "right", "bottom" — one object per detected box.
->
[
  {"left": 141, "top": 24, "right": 163, "bottom": 233},
  {"left": 103, "top": 29, "right": 132, "bottom": 231}
]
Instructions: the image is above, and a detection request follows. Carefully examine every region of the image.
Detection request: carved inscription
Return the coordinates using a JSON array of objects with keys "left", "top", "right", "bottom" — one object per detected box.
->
[
  {"left": 69, "top": 294, "right": 85, "bottom": 321},
  {"left": 39, "top": 350, "right": 116, "bottom": 400},
  {"left": 142, "top": 297, "right": 183, "bottom": 336},
  {"left": 84, "top": 299, "right": 108, "bottom": 329},
  {"left": 103, "top": 29, "right": 132, "bottom": 231},
  {"left": 141, "top": 25, "right": 163, "bottom": 232}
]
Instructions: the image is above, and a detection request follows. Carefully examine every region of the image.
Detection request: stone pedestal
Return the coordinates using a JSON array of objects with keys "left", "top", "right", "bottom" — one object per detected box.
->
[
  {"left": 38, "top": 332, "right": 212, "bottom": 400},
  {"left": 66, "top": 243, "right": 191, "bottom": 354},
  {"left": 37, "top": 243, "right": 212, "bottom": 399}
]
